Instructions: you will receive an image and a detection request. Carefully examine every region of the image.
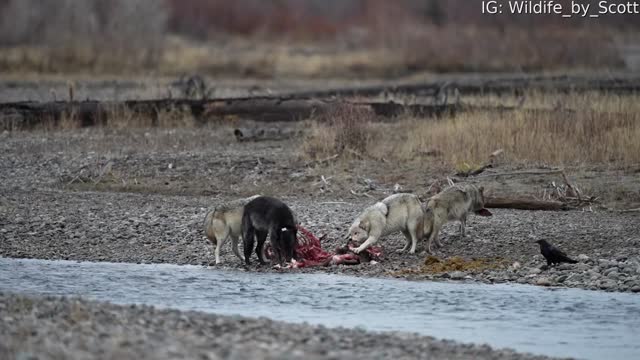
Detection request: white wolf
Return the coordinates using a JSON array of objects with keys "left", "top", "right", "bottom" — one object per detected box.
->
[
  {"left": 203, "top": 195, "right": 260, "bottom": 264},
  {"left": 423, "top": 184, "right": 492, "bottom": 253},
  {"left": 348, "top": 193, "right": 424, "bottom": 254}
]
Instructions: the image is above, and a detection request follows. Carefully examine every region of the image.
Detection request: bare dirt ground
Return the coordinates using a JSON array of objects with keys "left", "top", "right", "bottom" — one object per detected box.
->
[{"left": 1, "top": 125, "right": 639, "bottom": 293}]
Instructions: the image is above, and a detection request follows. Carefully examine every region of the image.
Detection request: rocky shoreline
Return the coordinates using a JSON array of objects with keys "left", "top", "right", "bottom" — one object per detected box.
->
[
  {"left": 1, "top": 185, "right": 639, "bottom": 294},
  {"left": 1, "top": 128, "right": 639, "bottom": 294},
  {"left": 396, "top": 255, "right": 640, "bottom": 293},
  {"left": 0, "top": 293, "right": 558, "bottom": 360}
]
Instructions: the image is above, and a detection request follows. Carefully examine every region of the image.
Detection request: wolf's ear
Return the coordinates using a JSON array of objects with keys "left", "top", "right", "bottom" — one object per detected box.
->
[
  {"left": 478, "top": 186, "right": 485, "bottom": 194},
  {"left": 359, "top": 219, "right": 370, "bottom": 231}
]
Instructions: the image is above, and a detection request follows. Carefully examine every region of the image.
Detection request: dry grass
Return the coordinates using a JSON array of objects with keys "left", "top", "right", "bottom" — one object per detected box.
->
[
  {"left": 300, "top": 104, "right": 378, "bottom": 160},
  {"left": 398, "top": 93, "right": 640, "bottom": 167},
  {"left": 34, "top": 105, "right": 196, "bottom": 131},
  {"left": 105, "top": 106, "right": 196, "bottom": 129}
]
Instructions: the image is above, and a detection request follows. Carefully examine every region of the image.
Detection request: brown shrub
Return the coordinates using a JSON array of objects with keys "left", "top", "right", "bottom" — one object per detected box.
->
[{"left": 301, "top": 104, "right": 377, "bottom": 159}]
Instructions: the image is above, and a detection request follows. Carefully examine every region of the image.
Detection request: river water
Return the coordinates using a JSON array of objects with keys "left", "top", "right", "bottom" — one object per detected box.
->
[{"left": 1, "top": 257, "right": 639, "bottom": 360}]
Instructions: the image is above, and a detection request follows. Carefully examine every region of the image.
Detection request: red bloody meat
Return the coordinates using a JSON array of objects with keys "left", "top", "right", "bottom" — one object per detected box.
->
[{"left": 266, "top": 225, "right": 382, "bottom": 268}]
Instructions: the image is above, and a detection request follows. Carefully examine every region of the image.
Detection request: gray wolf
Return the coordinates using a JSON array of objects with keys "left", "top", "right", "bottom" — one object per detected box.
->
[
  {"left": 535, "top": 239, "right": 577, "bottom": 266},
  {"left": 348, "top": 193, "right": 424, "bottom": 254},
  {"left": 203, "top": 195, "right": 260, "bottom": 264},
  {"left": 423, "top": 184, "right": 492, "bottom": 253},
  {"left": 242, "top": 196, "right": 297, "bottom": 266}
]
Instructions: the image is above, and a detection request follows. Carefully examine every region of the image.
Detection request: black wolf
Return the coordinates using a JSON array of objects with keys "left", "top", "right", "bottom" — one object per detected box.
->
[{"left": 242, "top": 196, "right": 297, "bottom": 266}]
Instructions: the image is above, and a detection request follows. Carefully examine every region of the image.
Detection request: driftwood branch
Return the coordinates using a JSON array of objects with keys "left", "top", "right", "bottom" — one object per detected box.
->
[
  {"left": 618, "top": 208, "right": 640, "bottom": 213},
  {"left": 455, "top": 149, "right": 503, "bottom": 178},
  {"left": 485, "top": 196, "right": 568, "bottom": 211},
  {"left": 276, "top": 75, "right": 640, "bottom": 99},
  {"left": 233, "top": 127, "right": 301, "bottom": 142},
  {"left": 455, "top": 163, "right": 493, "bottom": 177},
  {"left": 561, "top": 172, "right": 582, "bottom": 201},
  {"left": 474, "top": 169, "right": 565, "bottom": 178},
  {"left": 0, "top": 97, "right": 465, "bottom": 130}
]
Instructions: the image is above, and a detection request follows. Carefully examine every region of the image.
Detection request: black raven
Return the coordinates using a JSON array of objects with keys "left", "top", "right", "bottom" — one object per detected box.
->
[{"left": 535, "top": 240, "right": 578, "bottom": 266}]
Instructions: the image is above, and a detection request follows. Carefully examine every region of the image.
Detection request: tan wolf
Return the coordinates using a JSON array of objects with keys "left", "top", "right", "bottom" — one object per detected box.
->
[
  {"left": 203, "top": 195, "right": 260, "bottom": 264},
  {"left": 348, "top": 193, "right": 424, "bottom": 254},
  {"left": 423, "top": 184, "right": 492, "bottom": 253}
]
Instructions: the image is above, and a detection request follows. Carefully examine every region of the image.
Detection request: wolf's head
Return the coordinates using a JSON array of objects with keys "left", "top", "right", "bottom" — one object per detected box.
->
[
  {"left": 348, "top": 219, "right": 370, "bottom": 243},
  {"left": 469, "top": 185, "right": 492, "bottom": 217},
  {"left": 279, "top": 225, "right": 298, "bottom": 263}
]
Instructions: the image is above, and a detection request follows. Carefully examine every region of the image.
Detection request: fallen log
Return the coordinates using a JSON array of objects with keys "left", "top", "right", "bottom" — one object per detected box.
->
[
  {"left": 279, "top": 75, "right": 640, "bottom": 99},
  {"left": 485, "top": 196, "right": 569, "bottom": 211},
  {"left": 0, "top": 98, "right": 464, "bottom": 131},
  {"left": 233, "top": 127, "right": 301, "bottom": 142}
]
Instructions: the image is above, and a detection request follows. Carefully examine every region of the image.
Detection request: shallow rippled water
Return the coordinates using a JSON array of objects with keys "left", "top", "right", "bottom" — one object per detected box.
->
[{"left": 1, "top": 257, "right": 639, "bottom": 360}]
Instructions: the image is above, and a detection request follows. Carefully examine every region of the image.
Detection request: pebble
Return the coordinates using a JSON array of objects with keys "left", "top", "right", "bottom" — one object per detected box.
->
[
  {"left": 557, "top": 263, "right": 574, "bottom": 271},
  {"left": 573, "top": 263, "right": 590, "bottom": 271},
  {"left": 598, "top": 279, "right": 618, "bottom": 290},
  {"left": 577, "top": 254, "right": 590, "bottom": 262},
  {"left": 528, "top": 268, "right": 542, "bottom": 275},
  {"left": 603, "top": 268, "right": 618, "bottom": 276},
  {"left": 535, "top": 277, "right": 552, "bottom": 286},
  {"left": 449, "top": 271, "right": 466, "bottom": 280}
]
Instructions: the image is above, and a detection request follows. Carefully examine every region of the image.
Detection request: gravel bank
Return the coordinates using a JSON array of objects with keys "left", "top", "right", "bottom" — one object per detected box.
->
[
  {"left": 1, "top": 186, "right": 639, "bottom": 293},
  {"left": 0, "top": 293, "right": 557, "bottom": 360},
  {"left": 1, "top": 128, "right": 639, "bottom": 293}
]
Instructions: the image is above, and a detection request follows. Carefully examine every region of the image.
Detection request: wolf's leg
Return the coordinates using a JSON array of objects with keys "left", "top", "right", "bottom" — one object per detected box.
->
[
  {"left": 353, "top": 228, "right": 382, "bottom": 254},
  {"left": 255, "top": 230, "right": 268, "bottom": 265},
  {"left": 214, "top": 227, "right": 230, "bottom": 265},
  {"left": 281, "top": 228, "right": 296, "bottom": 264},
  {"left": 435, "top": 233, "right": 443, "bottom": 248},
  {"left": 427, "top": 223, "right": 442, "bottom": 254},
  {"left": 230, "top": 235, "right": 245, "bottom": 262},
  {"left": 270, "top": 229, "right": 284, "bottom": 265},
  {"left": 242, "top": 218, "right": 255, "bottom": 266},
  {"left": 407, "top": 216, "right": 422, "bottom": 254},
  {"left": 434, "top": 220, "right": 444, "bottom": 248},
  {"left": 214, "top": 241, "right": 221, "bottom": 265},
  {"left": 398, "top": 229, "right": 412, "bottom": 252},
  {"left": 459, "top": 214, "right": 467, "bottom": 237}
]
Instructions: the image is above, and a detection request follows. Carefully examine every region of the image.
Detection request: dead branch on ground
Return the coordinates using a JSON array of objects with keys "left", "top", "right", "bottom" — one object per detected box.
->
[
  {"left": 485, "top": 196, "right": 568, "bottom": 211},
  {"left": 473, "top": 168, "right": 565, "bottom": 178}
]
